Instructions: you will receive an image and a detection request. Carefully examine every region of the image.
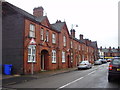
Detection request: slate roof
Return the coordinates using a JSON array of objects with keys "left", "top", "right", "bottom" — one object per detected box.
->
[
  {"left": 90, "top": 41, "right": 98, "bottom": 48},
  {"left": 70, "top": 36, "right": 85, "bottom": 44},
  {"left": 51, "top": 22, "right": 65, "bottom": 32},
  {"left": 35, "top": 16, "right": 46, "bottom": 22},
  {"left": 100, "top": 48, "right": 119, "bottom": 53},
  {"left": 4, "top": 2, "right": 45, "bottom": 23}
]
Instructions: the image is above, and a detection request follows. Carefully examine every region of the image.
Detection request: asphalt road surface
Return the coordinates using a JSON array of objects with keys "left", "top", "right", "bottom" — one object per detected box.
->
[{"left": 3, "top": 63, "right": 120, "bottom": 89}]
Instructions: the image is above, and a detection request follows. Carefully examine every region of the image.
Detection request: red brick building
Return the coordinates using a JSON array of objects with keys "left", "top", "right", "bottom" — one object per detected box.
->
[
  {"left": 2, "top": 2, "right": 98, "bottom": 74},
  {"left": 99, "top": 46, "right": 120, "bottom": 59}
]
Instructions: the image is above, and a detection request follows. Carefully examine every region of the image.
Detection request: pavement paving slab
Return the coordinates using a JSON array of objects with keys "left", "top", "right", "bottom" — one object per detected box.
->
[{"left": 2, "top": 68, "right": 77, "bottom": 87}]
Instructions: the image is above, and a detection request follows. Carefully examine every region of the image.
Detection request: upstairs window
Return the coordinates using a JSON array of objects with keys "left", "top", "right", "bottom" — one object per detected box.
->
[
  {"left": 75, "top": 44, "right": 77, "bottom": 49},
  {"left": 29, "top": 24, "right": 35, "bottom": 38},
  {"left": 79, "top": 45, "right": 81, "bottom": 50},
  {"left": 41, "top": 28, "right": 44, "bottom": 40},
  {"left": 52, "top": 50, "right": 56, "bottom": 63},
  {"left": 63, "top": 36, "right": 66, "bottom": 46},
  {"left": 52, "top": 33, "right": 56, "bottom": 44},
  {"left": 82, "top": 45, "right": 84, "bottom": 50},
  {"left": 46, "top": 30, "right": 49, "bottom": 42},
  {"left": 71, "top": 41, "right": 73, "bottom": 48}
]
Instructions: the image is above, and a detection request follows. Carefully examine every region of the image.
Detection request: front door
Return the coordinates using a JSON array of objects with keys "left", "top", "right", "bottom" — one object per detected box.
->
[
  {"left": 67, "top": 55, "right": 71, "bottom": 68},
  {"left": 41, "top": 55, "right": 45, "bottom": 70},
  {"left": 41, "top": 50, "right": 49, "bottom": 71}
]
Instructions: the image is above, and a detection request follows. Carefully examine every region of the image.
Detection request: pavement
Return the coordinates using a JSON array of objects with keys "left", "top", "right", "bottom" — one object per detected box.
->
[{"left": 2, "top": 67, "right": 77, "bottom": 87}]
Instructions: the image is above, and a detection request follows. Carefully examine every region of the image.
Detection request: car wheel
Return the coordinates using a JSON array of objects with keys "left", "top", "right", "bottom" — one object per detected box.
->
[
  {"left": 78, "top": 68, "right": 80, "bottom": 70},
  {"left": 108, "top": 75, "right": 112, "bottom": 82}
]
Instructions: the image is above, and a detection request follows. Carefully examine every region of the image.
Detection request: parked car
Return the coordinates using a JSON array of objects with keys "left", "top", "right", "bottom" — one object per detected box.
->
[
  {"left": 108, "top": 58, "right": 120, "bottom": 82},
  {"left": 77, "top": 61, "right": 92, "bottom": 70},
  {"left": 94, "top": 59, "right": 102, "bottom": 65},
  {"left": 107, "top": 59, "right": 112, "bottom": 62},
  {"left": 101, "top": 59, "right": 107, "bottom": 63}
]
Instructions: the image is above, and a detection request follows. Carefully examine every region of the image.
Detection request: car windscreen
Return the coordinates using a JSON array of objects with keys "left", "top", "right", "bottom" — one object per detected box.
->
[
  {"left": 80, "top": 61, "right": 89, "bottom": 64},
  {"left": 112, "top": 59, "right": 120, "bottom": 65}
]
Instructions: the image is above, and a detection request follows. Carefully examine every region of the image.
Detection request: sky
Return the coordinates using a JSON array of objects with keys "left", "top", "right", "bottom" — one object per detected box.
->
[{"left": 5, "top": 0, "right": 119, "bottom": 48}]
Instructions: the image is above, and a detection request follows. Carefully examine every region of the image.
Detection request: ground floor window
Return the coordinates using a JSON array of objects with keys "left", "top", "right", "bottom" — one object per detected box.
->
[
  {"left": 28, "top": 45, "right": 36, "bottom": 62},
  {"left": 71, "top": 53, "right": 73, "bottom": 62},
  {"left": 52, "top": 50, "right": 56, "bottom": 63},
  {"left": 62, "top": 51, "right": 66, "bottom": 63}
]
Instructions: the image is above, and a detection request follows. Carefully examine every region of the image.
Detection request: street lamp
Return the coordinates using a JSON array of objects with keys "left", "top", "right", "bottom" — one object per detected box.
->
[{"left": 71, "top": 24, "right": 78, "bottom": 29}]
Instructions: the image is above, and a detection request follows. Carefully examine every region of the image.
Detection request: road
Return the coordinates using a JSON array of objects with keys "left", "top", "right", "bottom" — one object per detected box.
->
[{"left": 3, "top": 63, "right": 120, "bottom": 89}]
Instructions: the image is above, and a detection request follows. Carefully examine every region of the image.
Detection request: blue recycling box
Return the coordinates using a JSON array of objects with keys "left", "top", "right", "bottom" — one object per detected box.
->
[{"left": 4, "top": 64, "right": 12, "bottom": 75}]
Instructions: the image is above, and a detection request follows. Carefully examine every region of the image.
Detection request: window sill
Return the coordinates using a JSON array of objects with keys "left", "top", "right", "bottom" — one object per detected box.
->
[
  {"left": 28, "top": 36, "right": 36, "bottom": 39},
  {"left": 27, "top": 61, "right": 36, "bottom": 63},
  {"left": 52, "top": 43, "right": 56, "bottom": 45},
  {"left": 52, "top": 62, "right": 57, "bottom": 64}
]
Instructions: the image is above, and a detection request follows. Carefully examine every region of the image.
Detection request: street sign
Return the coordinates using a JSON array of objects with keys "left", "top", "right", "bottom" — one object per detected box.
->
[
  {"left": 29, "top": 38, "right": 36, "bottom": 75},
  {"left": 29, "top": 38, "right": 36, "bottom": 45}
]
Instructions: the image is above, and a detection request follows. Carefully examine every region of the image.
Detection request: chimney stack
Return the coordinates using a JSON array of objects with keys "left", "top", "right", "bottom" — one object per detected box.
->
[
  {"left": 70, "top": 29, "right": 76, "bottom": 38},
  {"left": 100, "top": 46, "right": 102, "bottom": 50},
  {"left": 109, "top": 46, "right": 111, "bottom": 51},
  {"left": 80, "top": 34, "right": 83, "bottom": 40},
  {"left": 33, "top": 7, "right": 44, "bottom": 18}
]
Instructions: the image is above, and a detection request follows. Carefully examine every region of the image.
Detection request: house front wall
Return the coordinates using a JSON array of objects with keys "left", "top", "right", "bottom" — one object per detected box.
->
[
  {"left": 24, "top": 19, "right": 59, "bottom": 74},
  {"left": 2, "top": 4, "right": 24, "bottom": 74},
  {"left": 24, "top": 19, "right": 40, "bottom": 74},
  {"left": 39, "top": 26, "right": 59, "bottom": 70},
  {"left": 58, "top": 25, "right": 70, "bottom": 69}
]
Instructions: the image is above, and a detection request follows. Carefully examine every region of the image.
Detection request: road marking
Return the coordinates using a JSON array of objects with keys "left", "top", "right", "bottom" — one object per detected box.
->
[
  {"left": 6, "top": 82, "right": 16, "bottom": 85},
  {"left": 57, "top": 77, "right": 84, "bottom": 90},
  {"left": 57, "top": 70, "right": 96, "bottom": 90},
  {"left": 87, "top": 71, "right": 96, "bottom": 76}
]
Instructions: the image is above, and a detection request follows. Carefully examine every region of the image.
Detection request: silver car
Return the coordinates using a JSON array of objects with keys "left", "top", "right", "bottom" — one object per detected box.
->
[
  {"left": 94, "top": 59, "right": 102, "bottom": 65},
  {"left": 77, "top": 61, "right": 92, "bottom": 70}
]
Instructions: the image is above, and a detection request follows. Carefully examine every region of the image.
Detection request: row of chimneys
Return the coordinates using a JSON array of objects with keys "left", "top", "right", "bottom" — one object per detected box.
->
[
  {"left": 70, "top": 29, "right": 84, "bottom": 40},
  {"left": 100, "top": 46, "right": 120, "bottom": 50},
  {"left": 33, "top": 7, "right": 84, "bottom": 40}
]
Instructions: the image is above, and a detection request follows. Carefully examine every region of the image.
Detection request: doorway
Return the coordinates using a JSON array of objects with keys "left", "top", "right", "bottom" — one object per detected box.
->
[
  {"left": 41, "top": 50, "right": 49, "bottom": 70},
  {"left": 67, "top": 55, "right": 71, "bottom": 68}
]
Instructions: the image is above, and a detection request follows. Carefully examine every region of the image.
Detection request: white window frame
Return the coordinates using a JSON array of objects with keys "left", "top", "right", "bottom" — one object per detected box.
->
[
  {"left": 29, "top": 24, "right": 35, "bottom": 38},
  {"left": 71, "top": 53, "right": 73, "bottom": 62},
  {"left": 82, "top": 45, "right": 84, "bottom": 50},
  {"left": 63, "top": 36, "right": 66, "bottom": 46},
  {"left": 41, "top": 28, "right": 44, "bottom": 40},
  {"left": 75, "top": 44, "right": 77, "bottom": 49},
  {"left": 71, "top": 41, "right": 73, "bottom": 48},
  {"left": 62, "top": 51, "right": 66, "bottom": 63},
  {"left": 79, "top": 45, "right": 81, "bottom": 50},
  {"left": 52, "top": 33, "right": 56, "bottom": 44},
  {"left": 28, "top": 45, "right": 36, "bottom": 63},
  {"left": 52, "top": 50, "right": 56, "bottom": 63},
  {"left": 46, "top": 30, "right": 49, "bottom": 42}
]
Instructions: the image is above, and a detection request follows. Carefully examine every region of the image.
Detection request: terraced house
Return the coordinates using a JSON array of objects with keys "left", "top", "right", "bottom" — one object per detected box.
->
[
  {"left": 2, "top": 2, "right": 98, "bottom": 74},
  {"left": 99, "top": 46, "right": 120, "bottom": 59}
]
